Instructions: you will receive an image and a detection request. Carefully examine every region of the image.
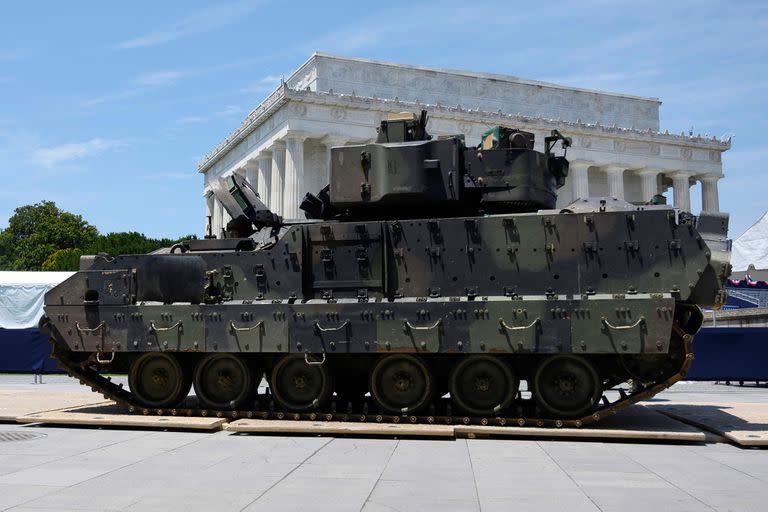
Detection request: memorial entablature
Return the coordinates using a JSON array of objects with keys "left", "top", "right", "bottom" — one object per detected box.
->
[{"left": 199, "top": 54, "right": 729, "bottom": 237}]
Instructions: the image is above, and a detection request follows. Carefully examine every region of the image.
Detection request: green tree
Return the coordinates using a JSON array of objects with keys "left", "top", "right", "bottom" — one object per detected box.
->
[
  {"left": 0, "top": 201, "right": 98, "bottom": 270},
  {"left": 84, "top": 232, "right": 198, "bottom": 256},
  {"left": 41, "top": 248, "right": 83, "bottom": 271},
  {"left": 85, "top": 232, "right": 174, "bottom": 256}
]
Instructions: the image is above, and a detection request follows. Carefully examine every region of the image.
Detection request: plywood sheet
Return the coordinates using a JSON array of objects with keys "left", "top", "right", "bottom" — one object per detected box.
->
[
  {"left": 648, "top": 402, "right": 768, "bottom": 446},
  {"left": 456, "top": 405, "right": 708, "bottom": 441},
  {"left": 227, "top": 405, "right": 706, "bottom": 441},
  {"left": 17, "top": 403, "right": 226, "bottom": 431},
  {"left": 226, "top": 419, "right": 456, "bottom": 437},
  {"left": 0, "top": 389, "right": 110, "bottom": 421}
]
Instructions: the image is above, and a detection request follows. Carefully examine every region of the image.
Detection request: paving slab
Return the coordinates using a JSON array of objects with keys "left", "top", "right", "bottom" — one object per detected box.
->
[
  {"left": 16, "top": 403, "right": 227, "bottom": 431},
  {"left": 0, "top": 483, "right": 64, "bottom": 510},
  {"left": 0, "top": 389, "right": 110, "bottom": 421},
  {"left": 647, "top": 401, "right": 768, "bottom": 446}
]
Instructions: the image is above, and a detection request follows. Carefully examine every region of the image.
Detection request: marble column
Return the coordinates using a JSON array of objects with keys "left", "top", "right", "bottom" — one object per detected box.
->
[
  {"left": 323, "top": 135, "right": 349, "bottom": 186},
  {"left": 205, "top": 193, "right": 214, "bottom": 238},
  {"left": 569, "top": 160, "right": 592, "bottom": 200},
  {"left": 214, "top": 197, "right": 225, "bottom": 238},
  {"left": 636, "top": 168, "right": 661, "bottom": 203},
  {"left": 670, "top": 171, "right": 694, "bottom": 212},
  {"left": 257, "top": 151, "right": 272, "bottom": 206},
  {"left": 269, "top": 141, "right": 286, "bottom": 216},
  {"left": 700, "top": 175, "right": 721, "bottom": 213},
  {"left": 244, "top": 160, "right": 259, "bottom": 190},
  {"left": 283, "top": 133, "right": 307, "bottom": 219},
  {"left": 603, "top": 164, "right": 626, "bottom": 199}
]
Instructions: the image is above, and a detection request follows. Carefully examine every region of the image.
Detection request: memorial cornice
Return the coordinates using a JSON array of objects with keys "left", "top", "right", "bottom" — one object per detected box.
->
[
  {"left": 198, "top": 86, "right": 731, "bottom": 173},
  {"left": 284, "top": 88, "right": 731, "bottom": 150},
  {"left": 198, "top": 84, "right": 288, "bottom": 172}
]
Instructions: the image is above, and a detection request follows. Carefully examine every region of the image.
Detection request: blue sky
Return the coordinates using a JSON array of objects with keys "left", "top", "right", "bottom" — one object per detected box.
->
[{"left": 0, "top": 0, "right": 765, "bottom": 240}]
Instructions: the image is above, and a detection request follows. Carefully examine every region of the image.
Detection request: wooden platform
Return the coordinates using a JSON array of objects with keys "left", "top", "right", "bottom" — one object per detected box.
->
[
  {"left": 227, "top": 405, "right": 708, "bottom": 442},
  {"left": 17, "top": 403, "right": 227, "bottom": 431},
  {"left": 13, "top": 387, "right": 768, "bottom": 445},
  {"left": 455, "top": 405, "right": 709, "bottom": 441},
  {"left": 648, "top": 402, "right": 768, "bottom": 447},
  {"left": 0, "top": 389, "right": 111, "bottom": 421},
  {"left": 226, "top": 419, "right": 456, "bottom": 437}
]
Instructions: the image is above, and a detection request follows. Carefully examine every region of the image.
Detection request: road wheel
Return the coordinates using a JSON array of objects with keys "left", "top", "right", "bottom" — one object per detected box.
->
[
  {"left": 270, "top": 355, "right": 332, "bottom": 411},
  {"left": 370, "top": 354, "right": 433, "bottom": 415},
  {"left": 193, "top": 354, "right": 254, "bottom": 410},
  {"left": 128, "top": 353, "right": 191, "bottom": 409},
  {"left": 450, "top": 355, "right": 518, "bottom": 416},
  {"left": 533, "top": 355, "right": 602, "bottom": 418}
]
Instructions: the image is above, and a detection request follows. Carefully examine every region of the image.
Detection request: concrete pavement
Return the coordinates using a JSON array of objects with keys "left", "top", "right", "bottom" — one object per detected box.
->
[{"left": 0, "top": 376, "right": 766, "bottom": 511}]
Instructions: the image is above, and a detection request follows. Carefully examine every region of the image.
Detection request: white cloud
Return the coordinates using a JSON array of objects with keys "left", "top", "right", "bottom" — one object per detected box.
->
[
  {"left": 83, "top": 59, "right": 266, "bottom": 107},
  {"left": 301, "top": 4, "right": 542, "bottom": 55},
  {"left": 32, "top": 139, "right": 124, "bottom": 168},
  {"left": 0, "top": 48, "right": 26, "bottom": 62},
  {"left": 215, "top": 105, "right": 243, "bottom": 117},
  {"left": 82, "top": 88, "right": 142, "bottom": 107},
  {"left": 543, "top": 69, "right": 662, "bottom": 90},
  {"left": 176, "top": 115, "right": 207, "bottom": 125},
  {"left": 174, "top": 105, "right": 243, "bottom": 126},
  {"left": 139, "top": 172, "right": 196, "bottom": 181},
  {"left": 116, "top": 1, "right": 262, "bottom": 49},
  {"left": 82, "top": 70, "right": 187, "bottom": 106},
  {"left": 240, "top": 75, "right": 282, "bottom": 94},
  {"left": 134, "top": 70, "right": 186, "bottom": 87}
]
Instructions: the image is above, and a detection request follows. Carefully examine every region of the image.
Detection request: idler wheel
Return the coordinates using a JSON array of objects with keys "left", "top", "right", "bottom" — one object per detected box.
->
[
  {"left": 128, "top": 353, "right": 191, "bottom": 409},
  {"left": 270, "top": 355, "right": 332, "bottom": 412},
  {"left": 449, "top": 355, "right": 518, "bottom": 416},
  {"left": 370, "top": 354, "right": 433, "bottom": 415},
  {"left": 533, "top": 355, "right": 602, "bottom": 418},
  {"left": 193, "top": 354, "right": 254, "bottom": 410}
]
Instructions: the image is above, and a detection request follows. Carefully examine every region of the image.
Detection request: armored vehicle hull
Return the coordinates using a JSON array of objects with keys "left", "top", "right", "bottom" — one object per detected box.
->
[{"left": 41, "top": 113, "right": 731, "bottom": 427}]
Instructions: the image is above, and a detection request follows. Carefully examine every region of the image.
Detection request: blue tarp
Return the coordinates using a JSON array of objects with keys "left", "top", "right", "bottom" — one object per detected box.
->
[
  {"left": 0, "top": 328, "right": 61, "bottom": 373},
  {"left": 687, "top": 327, "right": 768, "bottom": 381}
]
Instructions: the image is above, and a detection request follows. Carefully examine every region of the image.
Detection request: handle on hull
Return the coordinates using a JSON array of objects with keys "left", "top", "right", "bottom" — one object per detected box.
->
[
  {"left": 403, "top": 319, "right": 442, "bottom": 331},
  {"left": 304, "top": 352, "right": 326, "bottom": 366},
  {"left": 601, "top": 316, "right": 645, "bottom": 330},
  {"left": 150, "top": 321, "right": 183, "bottom": 332},
  {"left": 75, "top": 321, "right": 107, "bottom": 334},
  {"left": 498, "top": 318, "right": 540, "bottom": 331},
  {"left": 314, "top": 320, "right": 350, "bottom": 333},
  {"left": 230, "top": 321, "right": 264, "bottom": 333}
]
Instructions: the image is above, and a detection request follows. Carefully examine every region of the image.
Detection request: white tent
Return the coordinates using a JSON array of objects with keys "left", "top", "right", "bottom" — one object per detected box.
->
[
  {"left": 0, "top": 271, "right": 74, "bottom": 329},
  {"left": 731, "top": 211, "right": 768, "bottom": 272}
]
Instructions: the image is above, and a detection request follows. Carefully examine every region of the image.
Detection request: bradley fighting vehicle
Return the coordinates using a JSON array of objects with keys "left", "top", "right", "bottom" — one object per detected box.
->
[{"left": 41, "top": 111, "right": 731, "bottom": 427}]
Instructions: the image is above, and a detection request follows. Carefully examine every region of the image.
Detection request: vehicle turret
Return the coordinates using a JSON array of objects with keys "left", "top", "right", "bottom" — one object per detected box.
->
[{"left": 300, "top": 110, "right": 571, "bottom": 221}]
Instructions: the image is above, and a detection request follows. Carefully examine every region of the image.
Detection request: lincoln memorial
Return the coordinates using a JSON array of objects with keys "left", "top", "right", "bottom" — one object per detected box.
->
[{"left": 198, "top": 53, "right": 729, "bottom": 237}]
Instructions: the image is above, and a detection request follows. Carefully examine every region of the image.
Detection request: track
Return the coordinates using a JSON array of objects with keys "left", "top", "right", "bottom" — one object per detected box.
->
[{"left": 42, "top": 318, "right": 697, "bottom": 430}]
